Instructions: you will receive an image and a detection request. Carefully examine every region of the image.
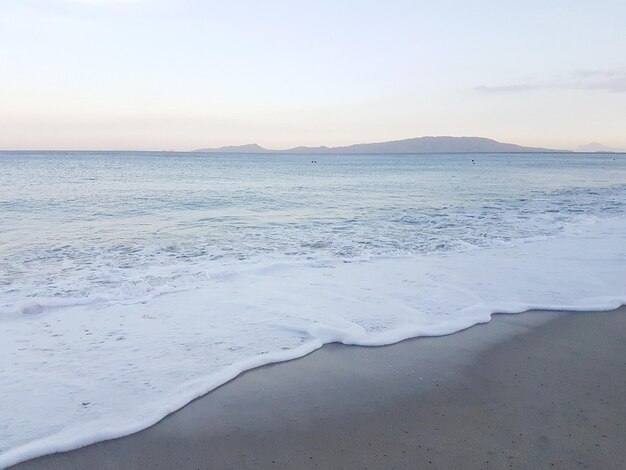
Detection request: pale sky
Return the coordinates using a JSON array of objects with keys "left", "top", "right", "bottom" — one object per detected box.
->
[{"left": 1, "top": 0, "right": 625, "bottom": 151}]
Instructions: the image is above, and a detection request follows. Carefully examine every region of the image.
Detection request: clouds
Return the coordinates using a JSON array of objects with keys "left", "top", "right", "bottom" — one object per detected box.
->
[
  {"left": 1, "top": 1, "right": 625, "bottom": 150},
  {"left": 476, "top": 69, "right": 626, "bottom": 93},
  {"left": 571, "top": 69, "right": 626, "bottom": 92}
]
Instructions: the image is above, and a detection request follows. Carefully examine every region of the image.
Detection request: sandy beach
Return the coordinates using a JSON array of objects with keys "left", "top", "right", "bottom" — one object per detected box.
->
[
  {"left": 11, "top": 306, "right": 626, "bottom": 469},
  {"left": 4, "top": 0, "right": 626, "bottom": 467}
]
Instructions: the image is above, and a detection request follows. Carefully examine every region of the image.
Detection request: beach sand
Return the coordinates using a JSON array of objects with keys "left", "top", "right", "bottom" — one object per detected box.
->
[{"left": 12, "top": 306, "right": 626, "bottom": 469}]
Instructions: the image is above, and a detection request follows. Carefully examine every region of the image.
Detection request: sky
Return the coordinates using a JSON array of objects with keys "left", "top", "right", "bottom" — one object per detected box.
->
[{"left": 1, "top": 0, "right": 625, "bottom": 151}]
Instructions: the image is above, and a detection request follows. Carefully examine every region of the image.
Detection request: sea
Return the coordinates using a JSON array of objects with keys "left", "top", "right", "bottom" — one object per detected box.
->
[{"left": 1, "top": 151, "right": 625, "bottom": 466}]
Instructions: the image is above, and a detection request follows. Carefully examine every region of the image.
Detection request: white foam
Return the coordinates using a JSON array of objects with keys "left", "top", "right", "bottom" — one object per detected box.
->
[
  {"left": 1, "top": 216, "right": 625, "bottom": 468},
  {"left": 0, "top": 295, "right": 111, "bottom": 316}
]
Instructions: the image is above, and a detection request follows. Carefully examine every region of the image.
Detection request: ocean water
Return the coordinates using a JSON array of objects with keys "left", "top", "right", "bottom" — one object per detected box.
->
[{"left": 1, "top": 151, "right": 626, "bottom": 466}]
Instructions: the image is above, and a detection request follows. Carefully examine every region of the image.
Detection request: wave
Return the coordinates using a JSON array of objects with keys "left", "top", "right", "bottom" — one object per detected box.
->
[
  {"left": 2, "top": 298, "right": 625, "bottom": 468},
  {"left": 1, "top": 216, "right": 625, "bottom": 468}
]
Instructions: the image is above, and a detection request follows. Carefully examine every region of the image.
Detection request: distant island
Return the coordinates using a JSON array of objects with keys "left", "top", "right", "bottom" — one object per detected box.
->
[
  {"left": 577, "top": 142, "right": 625, "bottom": 153},
  {"left": 195, "top": 136, "right": 567, "bottom": 154}
]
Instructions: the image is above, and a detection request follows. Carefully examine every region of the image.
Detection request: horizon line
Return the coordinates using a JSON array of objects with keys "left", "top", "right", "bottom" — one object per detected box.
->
[
  {"left": 1, "top": 135, "right": 624, "bottom": 154},
  {"left": 2, "top": 149, "right": 625, "bottom": 155}
]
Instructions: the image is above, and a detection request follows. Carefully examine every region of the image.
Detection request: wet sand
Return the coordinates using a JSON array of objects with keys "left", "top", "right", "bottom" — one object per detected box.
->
[{"left": 13, "top": 306, "right": 626, "bottom": 469}]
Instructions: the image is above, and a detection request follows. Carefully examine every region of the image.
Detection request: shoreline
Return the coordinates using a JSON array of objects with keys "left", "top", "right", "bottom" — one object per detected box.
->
[{"left": 11, "top": 306, "right": 626, "bottom": 469}]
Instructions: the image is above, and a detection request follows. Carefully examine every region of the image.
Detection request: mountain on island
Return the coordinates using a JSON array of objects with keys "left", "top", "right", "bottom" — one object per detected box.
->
[
  {"left": 195, "top": 136, "right": 565, "bottom": 154},
  {"left": 577, "top": 142, "right": 624, "bottom": 153}
]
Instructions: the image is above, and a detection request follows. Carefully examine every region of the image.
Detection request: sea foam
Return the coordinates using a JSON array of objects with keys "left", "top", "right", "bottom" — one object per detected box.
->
[{"left": 1, "top": 216, "right": 625, "bottom": 468}]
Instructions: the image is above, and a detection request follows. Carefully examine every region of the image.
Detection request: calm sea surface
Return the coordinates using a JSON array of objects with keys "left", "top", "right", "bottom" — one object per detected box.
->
[
  {"left": 2, "top": 151, "right": 626, "bottom": 465},
  {"left": 1, "top": 151, "right": 625, "bottom": 308}
]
